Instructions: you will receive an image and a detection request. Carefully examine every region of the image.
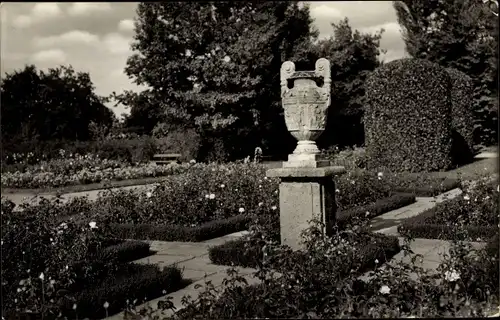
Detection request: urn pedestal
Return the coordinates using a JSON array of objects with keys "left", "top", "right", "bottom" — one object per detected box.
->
[{"left": 266, "top": 58, "right": 346, "bottom": 251}]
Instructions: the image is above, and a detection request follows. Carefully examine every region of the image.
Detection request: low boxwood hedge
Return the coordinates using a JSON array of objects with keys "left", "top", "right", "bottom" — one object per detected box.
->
[
  {"left": 209, "top": 193, "right": 415, "bottom": 268},
  {"left": 210, "top": 231, "right": 400, "bottom": 273},
  {"left": 390, "top": 177, "right": 461, "bottom": 197},
  {"left": 101, "top": 240, "right": 152, "bottom": 263},
  {"left": 59, "top": 264, "right": 186, "bottom": 319},
  {"left": 336, "top": 193, "right": 415, "bottom": 229},
  {"left": 108, "top": 214, "right": 251, "bottom": 242},
  {"left": 398, "top": 185, "right": 498, "bottom": 241}
]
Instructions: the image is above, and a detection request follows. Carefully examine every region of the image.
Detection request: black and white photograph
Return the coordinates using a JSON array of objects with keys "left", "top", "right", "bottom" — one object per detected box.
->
[{"left": 1, "top": 1, "right": 499, "bottom": 319}]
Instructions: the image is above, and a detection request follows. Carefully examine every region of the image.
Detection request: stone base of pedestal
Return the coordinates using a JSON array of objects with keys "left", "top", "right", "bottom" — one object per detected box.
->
[
  {"left": 266, "top": 166, "right": 346, "bottom": 251},
  {"left": 283, "top": 153, "right": 330, "bottom": 168}
]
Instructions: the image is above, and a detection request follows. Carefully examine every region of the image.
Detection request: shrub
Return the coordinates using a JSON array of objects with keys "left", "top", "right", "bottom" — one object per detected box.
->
[
  {"left": 398, "top": 180, "right": 499, "bottom": 241},
  {"left": 1, "top": 136, "right": 160, "bottom": 169},
  {"left": 336, "top": 193, "right": 415, "bottom": 229},
  {"left": 446, "top": 67, "right": 475, "bottom": 164},
  {"left": 90, "top": 163, "right": 279, "bottom": 227},
  {"left": 207, "top": 193, "right": 413, "bottom": 269},
  {"left": 323, "top": 146, "right": 367, "bottom": 170},
  {"left": 335, "top": 169, "right": 392, "bottom": 211},
  {"left": 1, "top": 204, "right": 117, "bottom": 316},
  {"left": 100, "top": 240, "right": 152, "bottom": 263},
  {"left": 169, "top": 222, "right": 403, "bottom": 319},
  {"left": 61, "top": 265, "right": 184, "bottom": 319},
  {"left": 161, "top": 223, "right": 499, "bottom": 319},
  {"left": 381, "top": 172, "right": 462, "bottom": 197},
  {"left": 1, "top": 161, "right": 190, "bottom": 189},
  {"left": 109, "top": 215, "right": 252, "bottom": 242},
  {"left": 365, "top": 58, "right": 453, "bottom": 172}
]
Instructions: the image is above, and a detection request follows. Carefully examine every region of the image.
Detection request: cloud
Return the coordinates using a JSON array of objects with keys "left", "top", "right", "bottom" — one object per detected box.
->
[
  {"left": 68, "top": 3, "right": 112, "bottom": 16},
  {"left": 33, "top": 30, "right": 99, "bottom": 47},
  {"left": 12, "top": 3, "right": 63, "bottom": 29},
  {"left": 31, "top": 49, "right": 67, "bottom": 63},
  {"left": 310, "top": 4, "right": 342, "bottom": 19},
  {"left": 118, "top": 19, "right": 135, "bottom": 32},
  {"left": 360, "top": 22, "right": 401, "bottom": 36},
  {"left": 102, "top": 33, "right": 132, "bottom": 54}
]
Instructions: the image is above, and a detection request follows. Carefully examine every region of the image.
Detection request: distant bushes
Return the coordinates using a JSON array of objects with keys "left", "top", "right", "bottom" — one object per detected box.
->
[{"left": 2, "top": 136, "right": 158, "bottom": 166}]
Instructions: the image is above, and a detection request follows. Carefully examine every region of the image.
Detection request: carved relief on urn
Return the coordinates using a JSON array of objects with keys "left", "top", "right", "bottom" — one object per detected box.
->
[{"left": 280, "top": 58, "right": 332, "bottom": 168}]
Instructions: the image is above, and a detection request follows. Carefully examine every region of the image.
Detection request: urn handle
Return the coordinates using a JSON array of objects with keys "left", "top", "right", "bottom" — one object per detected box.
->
[
  {"left": 280, "top": 61, "right": 295, "bottom": 96},
  {"left": 315, "top": 58, "right": 331, "bottom": 105}
]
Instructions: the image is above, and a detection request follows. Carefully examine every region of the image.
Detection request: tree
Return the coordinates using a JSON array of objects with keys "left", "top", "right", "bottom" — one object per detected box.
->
[
  {"left": 308, "top": 18, "right": 385, "bottom": 148},
  {"left": 116, "top": 1, "right": 318, "bottom": 160},
  {"left": 1, "top": 65, "right": 114, "bottom": 143},
  {"left": 393, "top": 0, "right": 498, "bottom": 145}
]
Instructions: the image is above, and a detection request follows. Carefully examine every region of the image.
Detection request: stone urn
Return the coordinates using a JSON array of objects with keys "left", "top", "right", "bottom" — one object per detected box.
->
[{"left": 280, "top": 58, "right": 331, "bottom": 168}]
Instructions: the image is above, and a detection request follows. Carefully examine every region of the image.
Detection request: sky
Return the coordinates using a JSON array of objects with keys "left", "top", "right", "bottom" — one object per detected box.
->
[{"left": 1, "top": 1, "right": 407, "bottom": 118}]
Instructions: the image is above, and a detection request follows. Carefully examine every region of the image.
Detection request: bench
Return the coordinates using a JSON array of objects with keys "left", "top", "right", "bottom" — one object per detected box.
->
[{"left": 153, "top": 153, "right": 182, "bottom": 165}]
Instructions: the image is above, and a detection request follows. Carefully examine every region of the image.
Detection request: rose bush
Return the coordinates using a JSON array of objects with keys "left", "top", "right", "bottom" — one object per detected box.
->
[
  {"left": 399, "top": 179, "right": 499, "bottom": 241},
  {"left": 1, "top": 159, "right": 191, "bottom": 189},
  {"left": 1, "top": 197, "right": 118, "bottom": 317},
  {"left": 146, "top": 220, "right": 499, "bottom": 319}
]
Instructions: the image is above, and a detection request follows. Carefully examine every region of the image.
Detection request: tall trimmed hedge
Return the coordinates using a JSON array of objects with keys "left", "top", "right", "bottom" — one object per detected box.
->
[
  {"left": 364, "top": 58, "right": 453, "bottom": 172},
  {"left": 446, "top": 67, "right": 475, "bottom": 164}
]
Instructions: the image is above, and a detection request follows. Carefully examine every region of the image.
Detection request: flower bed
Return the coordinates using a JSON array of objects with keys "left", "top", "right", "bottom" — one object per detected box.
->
[
  {"left": 61, "top": 264, "right": 185, "bottom": 319},
  {"left": 209, "top": 229, "right": 400, "bottom": 269},
  {"left": 398, "top": 180, "right": 498, "bottom": 241},
  {"left": 208, "top": 193, "right": 415, "bottom": 268},
  {"left": 1, "top": 155, "right": 190, "bottom": 189},
  {"left": 156, "top": 225, "right": 499, "bottom": 319},
  {"left": 1, "top": 201, "right": 185, "bottom": 319},
  {"left": 109, "top": 214, "right": 251, "bottom": 242},
  {"left": 2, "top": 164, "right": 418, "bottom": 243}
]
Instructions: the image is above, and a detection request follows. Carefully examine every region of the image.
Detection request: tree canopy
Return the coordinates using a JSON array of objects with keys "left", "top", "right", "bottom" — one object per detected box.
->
[
  {"left": 1, "top": 65, "right": 115, "bottom": 144},
  {"left": 116, "top": 1, "right": 318, "bottom": 160}
]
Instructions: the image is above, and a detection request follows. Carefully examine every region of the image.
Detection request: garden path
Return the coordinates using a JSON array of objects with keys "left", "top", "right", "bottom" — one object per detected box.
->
[
  {"left": 4, "top": 150, "right": 495, "bottom": 210},
  {"left": 107, "top": 231, "right": 485, "bottom": 320},
  {"left": 105, "top": 187, "right": 476, "bottom": 319},
  {"left": 4, "top": 183, "right": 157, "bottom": 211}
]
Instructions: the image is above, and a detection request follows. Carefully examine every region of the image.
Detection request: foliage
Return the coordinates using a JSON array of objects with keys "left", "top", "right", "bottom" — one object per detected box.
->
[
  {"left": 446, "top": 67, "right": 475, "bottom": 165},
  {"left": 1, "top": 198, "right": 117, "bottom": 316},
  {"left": 115, "top": 1, "right": 318, "bottom": 160},
  {"left": 89, "top": 163, "right": 279, "bottom": 227},
  {"left": 2, "top": 136, "right": 159, "bottom": 170},
  {"left": 364, "top": 58, "right": 453, "bottom": 172},
  {"left": 393, "top": 0, "right": 498, "bottom": 146},
  {"left": 65, "top": 265, "right": 183, "bottom": 319},
  {"left": 1, "top": 65, "right": 115, "bottom": 145},
  {"left": 101, "top": 240, "right": 152, "bottom": 263},
  {"left": 381, "top": 172, "right": 462, "bottom": 197},
  {"left": 1, "top": 160, "right": 187, "bottom": 189},
  {"left": 312, "top": 18, "right": 385, "bottom": 148},
  {"left": 336, "top": 193, "right": 416, "bottom": 229},
  {"left": 148, "top": 218, "right": 499, "bottom": 319},
  {"left": 399, "top": 180, "right": 499, "bottom": 241},
  {"left": 109, "top": 214, "right": 251, "bottom": 242},
  {"left": 322, "top": 145, "right": 367, "bottom": 170}
]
